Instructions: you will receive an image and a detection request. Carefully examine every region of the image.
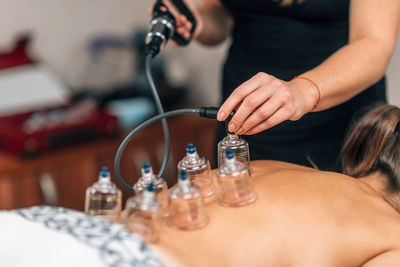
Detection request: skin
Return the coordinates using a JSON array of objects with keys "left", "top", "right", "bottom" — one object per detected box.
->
[
  {"left": 150, "top": 161, "right": 400, "bottom": 266},
  {"left": 153, "top": 0, "right": 400, "bottom": 135}
]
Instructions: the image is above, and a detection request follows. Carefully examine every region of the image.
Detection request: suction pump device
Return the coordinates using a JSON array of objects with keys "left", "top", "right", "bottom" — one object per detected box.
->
[
  {"left": 146, "top": 0, "right": 197, "bottom": 58},
  {"left": 114, "top": 0, "right": 235, "bottom": 192}
]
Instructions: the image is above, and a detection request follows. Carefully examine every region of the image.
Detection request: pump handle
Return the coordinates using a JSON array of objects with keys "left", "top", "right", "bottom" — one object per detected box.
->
[{"left": 153, "top": 0, "right": 197, "bottom": 46}]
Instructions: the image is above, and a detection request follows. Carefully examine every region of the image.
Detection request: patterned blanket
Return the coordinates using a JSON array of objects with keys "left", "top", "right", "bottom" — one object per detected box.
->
[{"left": 0, "top": 206, "right": 162, "bottom": 267}]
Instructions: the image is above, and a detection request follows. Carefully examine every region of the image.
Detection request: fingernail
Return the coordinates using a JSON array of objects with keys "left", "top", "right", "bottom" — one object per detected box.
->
[
  {"left": 237, "top": 128, "right": 244, "bottom": 135},
  {"left": 217, "top": 112, "right": 225, "bottom": 121},
  {"left": 228, "top": 122, "right": 236, "bottom": 133}
]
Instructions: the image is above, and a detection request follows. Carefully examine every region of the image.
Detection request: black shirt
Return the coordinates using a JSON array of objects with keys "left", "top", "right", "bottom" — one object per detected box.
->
[{"left": 217, "top": 0, "right": 386, "bottom": 170}]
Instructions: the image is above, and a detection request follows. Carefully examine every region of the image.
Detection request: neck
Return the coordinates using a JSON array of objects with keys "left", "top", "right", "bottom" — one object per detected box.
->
[{"left": 359, "top": 172, "right": 400, "bottom": 212}]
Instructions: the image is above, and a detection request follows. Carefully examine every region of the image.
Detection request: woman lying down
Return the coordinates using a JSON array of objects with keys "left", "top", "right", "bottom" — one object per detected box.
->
[{"left": 2, "top": 104, "right": 400, "bottom": 267}]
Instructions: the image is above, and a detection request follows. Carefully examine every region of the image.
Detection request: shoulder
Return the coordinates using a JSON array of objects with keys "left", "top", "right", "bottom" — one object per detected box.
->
[
  {"left": 250, "top": 160, "right": 316, "bottom": 173},
  {"left": 362, "top": 250, "right": 400, "bottom": 266},
  {"left": 249, "top": 160, "right": 348, "bottom": 181}
]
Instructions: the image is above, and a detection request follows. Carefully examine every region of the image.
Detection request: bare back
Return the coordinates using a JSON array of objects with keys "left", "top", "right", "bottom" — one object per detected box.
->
[{"left": 151, "top": 161, "right": 400, "bottom": 266}]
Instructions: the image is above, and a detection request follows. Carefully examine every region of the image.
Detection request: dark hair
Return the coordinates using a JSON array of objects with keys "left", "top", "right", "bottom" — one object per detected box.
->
[{"left": 341, "top": 104, "right": 400, "bottom": 192}]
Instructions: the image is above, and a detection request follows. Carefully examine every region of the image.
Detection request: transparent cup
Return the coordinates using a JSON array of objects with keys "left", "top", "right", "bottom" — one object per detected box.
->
[
  {"left": 123, "top": 184, "right": 161, "bottom": 243},
  {"left": 217, "top": 133, "right": 250, "bottom": 167},
  {"left": 216, "top": 150, "right": 257, "bottom": 207},
  {"left": 85, "top": 167, "right": 122, "bottom": 222},
  {"left": 133, "top": 162, "right": 169, "bottom": 217},
  {"left": 168, "top": 170, "right": 208, "bottom": 230},
  {"left": 178, "top": 143, "right": 216, "bottom": 198}
]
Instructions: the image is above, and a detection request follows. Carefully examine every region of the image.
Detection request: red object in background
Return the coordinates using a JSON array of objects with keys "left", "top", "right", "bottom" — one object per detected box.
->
[
  {"left": 0, "top": 33, "right": 120, "bottom": 157},
  {"left": 0, "top": 106, "right": 120, "bottom": 157},
  {"left": 0, "top": 34, "right": 34, "bottom": 69}
]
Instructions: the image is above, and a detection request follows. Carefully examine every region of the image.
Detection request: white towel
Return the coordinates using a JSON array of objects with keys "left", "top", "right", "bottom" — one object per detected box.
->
[{"left": 0, "top": 206, "right": 162, "bottom": 267}]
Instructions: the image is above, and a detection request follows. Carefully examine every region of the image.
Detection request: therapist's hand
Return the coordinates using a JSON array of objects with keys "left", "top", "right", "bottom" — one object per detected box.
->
[
  {"left": 217, "top": 72, "right": 319, "bottom": 135},
  {"left": 147, "top": 0, "right": 203, "bottom": 43}
]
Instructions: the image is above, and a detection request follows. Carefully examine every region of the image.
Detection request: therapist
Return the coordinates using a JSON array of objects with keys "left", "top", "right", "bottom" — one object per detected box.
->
[{"left": 163, "top": 0, "right": 400, "bottom": 170}]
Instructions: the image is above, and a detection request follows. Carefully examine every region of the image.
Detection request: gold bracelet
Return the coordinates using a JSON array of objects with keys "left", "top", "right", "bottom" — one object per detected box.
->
[{"left": 293, "top": 76, "right": 321, "bottom": 109}]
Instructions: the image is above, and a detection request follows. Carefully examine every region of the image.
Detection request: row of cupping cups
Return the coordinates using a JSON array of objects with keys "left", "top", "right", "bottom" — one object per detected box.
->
[
  {"left": 125, "top": 147, "right": 258, "bottom": 243},
  {"left": 85, "top": 137, "right": 257, "bottom": 243}
]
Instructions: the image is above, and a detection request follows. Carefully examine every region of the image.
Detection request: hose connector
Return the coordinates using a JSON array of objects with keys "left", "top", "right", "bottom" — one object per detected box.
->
[
  {"left": 199, "top": 107, "right": 219, "bottom": 119},
  {"left": 199, "top": 107, "right": 235, "bottom": 121},
  {"left": 145, "top": 14, "right": 175, "bottom": 58}
]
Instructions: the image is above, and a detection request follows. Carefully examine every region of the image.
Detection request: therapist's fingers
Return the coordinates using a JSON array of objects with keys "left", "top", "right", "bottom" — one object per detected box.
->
[
  {"left": 227, "top": 86, "right": 274, "bottom": 133},
  {"left": 148, "top": 6, "right": 192, "bottom": 41},
  {"left": 175, "top": 15, "right": 191, "bottom": 40},
  {"left": 244, "top": 106, "right": 290, "bottom": 135},
  {"left": 179, "top": 15, "right": 193, "bottom": 31},
  {"left": 236, "top": 93, "right": 284, "bottom": 135},
  {"left": 217, "top": 72, "right": 273, "bottom": 121}
]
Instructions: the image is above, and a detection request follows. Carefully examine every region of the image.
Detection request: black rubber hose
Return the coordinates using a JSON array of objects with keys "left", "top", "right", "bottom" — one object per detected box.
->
[
  {"left": 145, "top": 54, "right": 170, "bottom": 177},
  {"left": 114, "top": 109, "right": 200, "bottom": 191}
]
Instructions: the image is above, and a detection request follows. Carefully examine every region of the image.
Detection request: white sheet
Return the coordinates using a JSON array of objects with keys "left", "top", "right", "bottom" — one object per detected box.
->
[
  {"left": 0, "top": 212, "right": 103, "bottom": 267},
  {"left": 0, "top": 206, "right": 162, "bottom": 267}
]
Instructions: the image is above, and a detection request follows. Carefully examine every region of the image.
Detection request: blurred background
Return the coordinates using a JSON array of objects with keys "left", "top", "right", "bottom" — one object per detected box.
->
[
  {"left": 0, "top": 0, "right": 399, "bottom": 211},
  {"left": 0, "top": 0, "right": 225, "bottom": 106}
]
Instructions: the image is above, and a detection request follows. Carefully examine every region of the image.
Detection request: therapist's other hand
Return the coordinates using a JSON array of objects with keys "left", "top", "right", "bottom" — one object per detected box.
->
[
  {"left": 217, "top": 72, "right": 319, "bottom": 135},
  {"left": 147, "top": 0, "right": 203, "bottom": 43}
]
